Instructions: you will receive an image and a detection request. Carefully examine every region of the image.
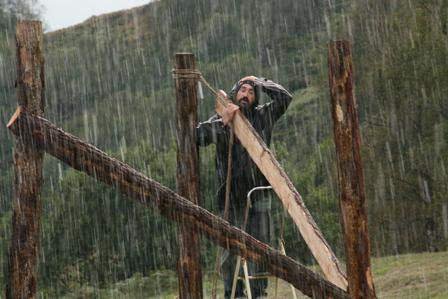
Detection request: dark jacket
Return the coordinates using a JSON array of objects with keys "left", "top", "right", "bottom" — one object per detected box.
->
[{"left": 197, "top": 78, "right": 293, "bottom": 211}]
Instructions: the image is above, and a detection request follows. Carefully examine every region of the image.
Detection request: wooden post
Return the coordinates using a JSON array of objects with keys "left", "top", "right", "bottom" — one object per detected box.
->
[
  {"left": 174, "top": 53, "right": 203, "bottom": 298},
  {"left": 6, "top": 21, "right": 45, "bottom": 299},
  {"left": 7, "top": 108, "right": 350, "bottom": 299},
  {"left": 328, "top": 40, "right": 376, "bottom": 299}
]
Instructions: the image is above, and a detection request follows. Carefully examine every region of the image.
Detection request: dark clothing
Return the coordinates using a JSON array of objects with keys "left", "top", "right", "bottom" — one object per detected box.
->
[
  {"left": 197, "top": 78, "right": 293, "bottom": 212},
  {"left": 222, "top": 189, "right": 274, "bottom": 298},
  {"left": 197, "top": 78, "right": 292, "bottom": 298}
]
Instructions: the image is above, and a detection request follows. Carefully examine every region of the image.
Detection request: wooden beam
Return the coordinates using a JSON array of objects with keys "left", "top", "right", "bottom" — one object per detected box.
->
[
  {"left": 7, "top": 108, "right": 349, "bottom": 299},
  {"left": 328, "top": 40, "right": 376, "bottom": 298},
  {"left": 174, "top": 53, "right": 203, "bottom": 299},
  {"left": 6, "top": 21, "right": 45, "bottom": 299},
  {"left": 215, "top": 97, "right": 348, "bottom": 290}
]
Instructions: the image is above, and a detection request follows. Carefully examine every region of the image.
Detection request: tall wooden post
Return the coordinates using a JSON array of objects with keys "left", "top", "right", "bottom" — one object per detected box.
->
[
  {"left": 174, "top": 53, "right": 203, "bottom": 298},
  {"left": 6, "top": 21, "right": 45, "bottom": 299},
  {"left": 328, "top": 40, "right": 376, "bottom": 298}
]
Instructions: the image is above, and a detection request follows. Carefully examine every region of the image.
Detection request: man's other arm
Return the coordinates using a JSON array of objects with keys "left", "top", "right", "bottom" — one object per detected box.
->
[
  {"left": 196, "top": 114, "right": 227, "bottom": 147},
  {"left": 255, "top": 78, "right": 293, "bottom": 122}
]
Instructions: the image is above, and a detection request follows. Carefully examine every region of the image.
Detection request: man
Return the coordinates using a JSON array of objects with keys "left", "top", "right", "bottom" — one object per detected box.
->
[{"left": 197, "top": 76, "right": 292, "bottom": 298}]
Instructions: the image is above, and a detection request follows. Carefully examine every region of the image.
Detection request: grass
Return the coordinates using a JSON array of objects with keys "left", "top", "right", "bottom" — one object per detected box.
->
[
  {"left": 51, "top": 251, "right": 448, "bottom": 298},
  {"left": 373, "top": 251, "right": 448, "bottom": 299}
]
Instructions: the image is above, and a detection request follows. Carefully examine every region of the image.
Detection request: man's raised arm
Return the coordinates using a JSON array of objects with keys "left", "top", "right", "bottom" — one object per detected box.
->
[{"left": 255, "top": 77, "right": 293, "bottom": 122}]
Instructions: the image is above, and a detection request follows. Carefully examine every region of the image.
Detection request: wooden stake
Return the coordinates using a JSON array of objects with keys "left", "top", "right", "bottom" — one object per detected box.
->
[
  {"left": 215, "top": 98, "right": 348, "bottom": 290},
  {"left": 6, "top": 21, "right": 45, "bottom": 299},
  {"left": 328, "top": 40, "right": 376, "bottom": 299},
  {"left": 7, "top": 108, "right": 349, "bottom": 299},
  {"left": 174, "top": 53, "right": 203, "bottom": 299}
]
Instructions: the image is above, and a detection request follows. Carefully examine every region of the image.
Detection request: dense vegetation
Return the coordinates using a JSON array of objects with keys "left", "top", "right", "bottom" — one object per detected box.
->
[{"left": 0, "top": 0, "right": 447, "bottom": 295}]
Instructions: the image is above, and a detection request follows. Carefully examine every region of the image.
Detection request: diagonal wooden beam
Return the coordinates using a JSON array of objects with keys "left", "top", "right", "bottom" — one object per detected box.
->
[
  {"left": 7, "top": 107, "right": 349, "bottom": 299},
  {"left": 215, "top": 98, "right": 348, "bottom": 290}
]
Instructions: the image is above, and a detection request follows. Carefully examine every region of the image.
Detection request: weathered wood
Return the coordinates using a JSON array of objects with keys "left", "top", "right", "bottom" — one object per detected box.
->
[
  {"left": 7, "top": 108, "right": 349, "bottom": 299},
  {"left": 174, "top": 53, "right": 203, "bottom": 299},
  {"left": 328, "top": 40, "right": 376, "bottom": 299},
  {"left": 215, "top": 98, "right": 348, "bottom": 290},
  {"left": 6, "top": 21, "right": 45, "bottom": 299}
]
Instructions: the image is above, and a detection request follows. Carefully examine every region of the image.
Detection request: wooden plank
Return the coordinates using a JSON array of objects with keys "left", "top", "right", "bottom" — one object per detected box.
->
[
  {"left": 6, "top": 21, "right": 45, "bottom": 299},
  {"left": 328, "top": 40, "right": 376, "bottom": 299},
  {"left": 215, "top": 97, "right": 348, "bottom": 290},
  {"left": 7, "top": 108, "right": 349, "bottom": 299},
  {"left": 174, "top": 53, "right": 203, "bottom": 299}
]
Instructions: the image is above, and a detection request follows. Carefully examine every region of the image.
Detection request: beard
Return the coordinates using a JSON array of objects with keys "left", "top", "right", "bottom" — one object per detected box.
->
[{"left": 237, "top": 97, "right": 252, "bottom": 115}]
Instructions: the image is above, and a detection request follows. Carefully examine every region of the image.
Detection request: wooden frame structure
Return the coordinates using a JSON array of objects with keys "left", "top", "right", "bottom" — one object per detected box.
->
[{"left": 5, "top": 20, "right": 375, "bottom": 299}]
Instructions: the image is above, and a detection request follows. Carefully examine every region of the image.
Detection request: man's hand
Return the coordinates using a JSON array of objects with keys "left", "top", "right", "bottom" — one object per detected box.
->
[
  {"left": 215, "top": 89, "right": 239, "bottom": 126},
  {"left": 221, "top": 103, "right": 239, "bottom": 126}
]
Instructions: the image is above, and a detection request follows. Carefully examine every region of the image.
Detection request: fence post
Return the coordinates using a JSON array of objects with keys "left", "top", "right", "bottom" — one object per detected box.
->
[
  {"left": 6, "top": 21, "right": 45, "bottom": 299},
  {"left": 328, "top": 40, "right": 377, "bottom": 298},
  {"left": 174, "top": 53, "right": 203, "bottom": 298}
]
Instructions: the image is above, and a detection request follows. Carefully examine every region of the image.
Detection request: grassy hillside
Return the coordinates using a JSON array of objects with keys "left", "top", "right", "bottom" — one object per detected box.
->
[{"left": 50, "top": 251, "right": 448, "bottom": 298}]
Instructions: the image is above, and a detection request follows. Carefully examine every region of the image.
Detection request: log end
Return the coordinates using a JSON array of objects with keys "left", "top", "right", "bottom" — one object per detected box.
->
[
  {"left": 175, "top": 53, "right": 195, "bottom": 70},
  {"left": 7, "top": 106, "right": 23, "bottom": 129}
]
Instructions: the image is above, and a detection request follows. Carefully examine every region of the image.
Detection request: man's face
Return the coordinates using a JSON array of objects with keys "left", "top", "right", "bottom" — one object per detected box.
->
[{"left": 236, "top": 83, "right": 256, "bottom": 108}]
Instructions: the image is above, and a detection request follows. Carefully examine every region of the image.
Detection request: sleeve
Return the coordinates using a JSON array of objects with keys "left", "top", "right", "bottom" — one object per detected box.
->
[
  {"left": 196, "top": 114, "right": 228, "bottom": 147},
  {"left": 255, "top": 77, "right": 293, "bottom": 123}
]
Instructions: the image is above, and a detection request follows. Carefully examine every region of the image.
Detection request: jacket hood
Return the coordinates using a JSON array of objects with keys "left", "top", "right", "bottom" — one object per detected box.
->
[{"left": 229, "top": 79, "right": 260, "bottom": 107}]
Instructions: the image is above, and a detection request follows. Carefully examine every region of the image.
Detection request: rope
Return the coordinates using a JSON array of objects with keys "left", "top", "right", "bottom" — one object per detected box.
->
[
  {"left": 223, "top": 126, "right": 235, "bottom": 221},
  {"left": 211, "top": 125, "right": 234, "bottom": 299},
  {"left": 172, "top": 68, "right": 229, "bottom": 106},
  {"left": 171, "top": 68, "right": 202, "bottom": 80}
]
